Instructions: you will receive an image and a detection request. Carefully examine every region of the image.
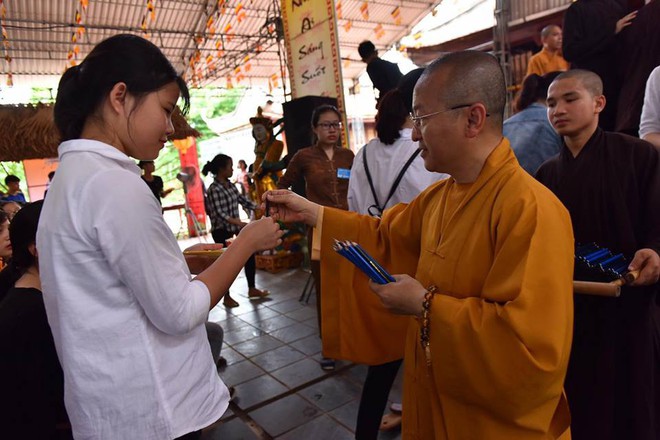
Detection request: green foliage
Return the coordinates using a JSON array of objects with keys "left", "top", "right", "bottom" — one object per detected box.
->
[
  {"left": 29, "top": 87, "right": 56, "bottom": 104},
  {"left": 154, "top": 144, "right": 186, "bottom": 205},
  {"left": 10, "top": 86, "right": 244, "bottom": 205},
  {"left": 157, "top": 87, "right": 245, "bottom": 204},
  {"left": 187, "top": 88, "right": 244, "bottom": 141}
]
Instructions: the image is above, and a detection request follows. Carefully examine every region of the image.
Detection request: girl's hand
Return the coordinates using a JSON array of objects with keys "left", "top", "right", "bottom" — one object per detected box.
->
[
  {"left": 263, "top": 190, "right": 321, "bottom": 225},
  {"left": 236, "top": 217, "right": 284, "bottom": 252},
  {"left": 229, "top": 217, "right": 247, "bottom": 227}
]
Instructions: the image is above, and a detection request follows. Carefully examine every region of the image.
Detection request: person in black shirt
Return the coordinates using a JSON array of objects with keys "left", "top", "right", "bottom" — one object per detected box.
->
[
  {"left": 562, "top": 0, "right": 637, "bottom": 130},
  {"left": 536, "top": 69, "right": 660, "bottom": 440},
  {"left": 0, "top": 200, "right": 72, "bottom": 439},
  {"left": 138, "top": 160, "right": 173, "bottom": 205},
  {"left": 358, "top": 40, "right": 403, "bottom": 104}
]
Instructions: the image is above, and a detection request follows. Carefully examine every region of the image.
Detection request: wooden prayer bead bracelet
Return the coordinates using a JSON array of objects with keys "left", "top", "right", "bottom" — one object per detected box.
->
[{"left": 420, "top": 285, "right": 439, "bottom": 367}]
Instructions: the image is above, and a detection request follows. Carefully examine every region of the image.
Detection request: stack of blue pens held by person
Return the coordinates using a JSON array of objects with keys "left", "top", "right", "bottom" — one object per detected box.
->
[
  {"left": 575, "top": 243, "right": 632, "bottom": 282},
  {"left": 333, "top": 240, "right": 395, "bottom": 284}
]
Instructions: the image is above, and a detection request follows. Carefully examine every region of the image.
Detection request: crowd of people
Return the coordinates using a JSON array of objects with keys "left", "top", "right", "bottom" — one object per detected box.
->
[{"left": 0, "top": 1, "right": 659, "bottom": 438}]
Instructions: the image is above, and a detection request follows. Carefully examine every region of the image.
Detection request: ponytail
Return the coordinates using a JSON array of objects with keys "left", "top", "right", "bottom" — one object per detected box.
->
[
  {"left": 202, "top": 154, "right": 232, "bottom": 176},
  {"left": 54, "top": 65, "right": 91, "bottom": 141},
  {"left": 515, "top": 71, "right": 563, "bottom": 112},
  {"left": 54, "top": 34, "right": 190, "bottom": 141}
]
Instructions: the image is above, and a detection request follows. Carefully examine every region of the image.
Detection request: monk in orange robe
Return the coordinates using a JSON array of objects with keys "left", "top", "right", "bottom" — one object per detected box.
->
[{"left": 265, "top": 51, "right": 574, "bottom": 439}]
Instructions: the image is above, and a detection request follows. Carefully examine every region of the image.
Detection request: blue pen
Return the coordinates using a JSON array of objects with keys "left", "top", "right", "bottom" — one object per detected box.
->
[
  {"left": 575, "top": 243, "right": 599, "bottom": 257},
  {"left": 350, "top": 242, "right": 395, "bottom": 283},
  {"left": 599, "top": 253, "right": 624, "bottom": 270},
  {"left": 343, "top": 243, "right": 389, "bottom": 284},
  {"left": 333, "top": 241, "right": 376, "bottom": 282},
  {"left": 333, "top": 240, "right": 390, "bottom": 284},
  {"left": 582, "top": 248, "right": 609, "bottom": 262}
]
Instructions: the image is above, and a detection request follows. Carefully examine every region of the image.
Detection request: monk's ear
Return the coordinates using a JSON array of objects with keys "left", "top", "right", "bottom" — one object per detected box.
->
[
  {"left": 594, "top": 94, "right": 606, "bottom": 115},
  {"left": 465, "top": 103, "right": 487, "bottom": 138}
]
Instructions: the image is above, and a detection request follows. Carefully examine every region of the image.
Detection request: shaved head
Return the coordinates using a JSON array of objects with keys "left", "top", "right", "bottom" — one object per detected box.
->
[
  {"left": 418, "top": 51, "right": 506, "bottom": 125},
  {"left": 553, "top": 69, "right": 603, "bottom": 97},
  {"left": 541, "top": 25, "right": 560, "bottom": 39}
]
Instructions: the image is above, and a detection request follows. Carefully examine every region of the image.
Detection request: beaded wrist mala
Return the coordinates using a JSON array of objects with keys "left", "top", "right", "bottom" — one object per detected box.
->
[{"left": 420, "top": 285, "right": 439, "bottom": 367}]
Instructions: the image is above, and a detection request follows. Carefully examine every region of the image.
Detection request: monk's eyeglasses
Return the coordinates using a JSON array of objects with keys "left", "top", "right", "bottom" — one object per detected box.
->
[{"left": 409, "top": 103, "right": 490, "bottom": 128}]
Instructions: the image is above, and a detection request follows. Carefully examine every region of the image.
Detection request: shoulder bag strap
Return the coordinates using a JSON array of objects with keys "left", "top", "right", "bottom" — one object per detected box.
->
[
  {"left": 362, "top": 145, "right": 382, "bottom": 212},
  {"left": 381, "top": 148, "right": 421, "bottom": 209}
]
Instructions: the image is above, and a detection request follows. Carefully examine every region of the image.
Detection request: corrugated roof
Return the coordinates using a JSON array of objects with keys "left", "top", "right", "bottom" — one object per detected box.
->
[{"left": 1, "top": 0, "right": 439, "bottom": 89}]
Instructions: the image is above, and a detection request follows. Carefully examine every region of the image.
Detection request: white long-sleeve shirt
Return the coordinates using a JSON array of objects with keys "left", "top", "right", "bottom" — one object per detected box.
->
[
  {"left": 37, "top": 139, "right": 228, "bottom": 440},
  {"left": 348, "top": 128, "right": 447, "bottom": 214},
  {"left": 640, "top": 66, "right": 660, "bottom": 139}
]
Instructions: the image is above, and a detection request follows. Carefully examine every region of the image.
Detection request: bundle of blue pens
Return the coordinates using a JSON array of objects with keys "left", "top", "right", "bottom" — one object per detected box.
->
[
  {"left": 333, "top": 240, "right": 395, "bottom": 284},
  {"left": 575, "top": 243, "right": 632, "bottom": 282}
]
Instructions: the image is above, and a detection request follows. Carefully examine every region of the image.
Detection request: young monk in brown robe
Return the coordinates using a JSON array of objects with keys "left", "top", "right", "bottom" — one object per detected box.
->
[
  {"left": 265, "top": 51, "right": 574, "bottom": 440},
  {"left": 536, "top": 69, "right": 660, "bottom": 440}
]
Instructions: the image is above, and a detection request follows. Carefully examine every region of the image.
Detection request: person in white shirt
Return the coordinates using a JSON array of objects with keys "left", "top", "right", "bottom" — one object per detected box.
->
[
  {"left": 37, "top": 34, "right": 283, "bottom": 440},
  {"left": 348, "top": 69, "right": 446, "bottom": 217},
  {"left": 347, "top": 68, "right": 446, "bottom": 440},
  {"left": 640, "top": 65, "right": 660, "bottom": 148}
]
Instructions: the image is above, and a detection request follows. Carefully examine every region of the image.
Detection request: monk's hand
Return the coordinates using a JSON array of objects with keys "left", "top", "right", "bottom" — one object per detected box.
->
[
  {"left": 628, "top": 248, "right": 660, "bottom": 286},
  {"left": 369, "top": 274, "right": 427, "bottom": 316},
  {"left": 615, "top": 10, "right": 637, "bottom": 34},
  {"left": 262, "top": 190, "right": 321, "bottom": 225}
]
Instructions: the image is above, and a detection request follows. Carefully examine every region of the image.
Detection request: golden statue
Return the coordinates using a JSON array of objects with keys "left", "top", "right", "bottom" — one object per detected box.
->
[{"left": 249, "top": 107, "right": 284, "bottom": 218}]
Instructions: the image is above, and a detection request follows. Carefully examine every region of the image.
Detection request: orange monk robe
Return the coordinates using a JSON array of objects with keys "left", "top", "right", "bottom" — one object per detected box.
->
[
  {"left": 316, "top": 139, "right": 574, "bottom": 439},
  {"left": 526, "top": 48, "right": 569, "bottom": 77}
]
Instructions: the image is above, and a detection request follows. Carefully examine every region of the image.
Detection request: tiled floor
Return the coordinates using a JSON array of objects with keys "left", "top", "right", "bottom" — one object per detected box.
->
[{"left": 197, "top": 265, "right": 404, "bottom": 440}]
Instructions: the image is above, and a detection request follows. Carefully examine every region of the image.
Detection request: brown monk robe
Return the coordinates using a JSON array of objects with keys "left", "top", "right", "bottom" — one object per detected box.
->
[
  {"left": 562, "top": 0, "right": 633, "bottom": 131},
  {"left": 615, "top": 0, "right": 660, "bottom": 135},
  {"left": 536, "top": 70, "right": 660, "bottom": 440}
]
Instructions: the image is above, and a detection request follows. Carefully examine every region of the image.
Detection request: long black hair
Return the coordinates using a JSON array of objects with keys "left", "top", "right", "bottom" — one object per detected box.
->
[
  {"left": 54, "top": 34, "right": 190, "bottom": 141},
  {"left": 9, "top": 200, "right": 43, "bottom": 274},
  {"left": 515, "top": 71, "right": 562, "bottom": 112},
  {"left": 202, "top": 154, "right": 232, "bottom": 177},
  {"left": 397, "top": 67, "right": 425, "bottom": 114},
  {"left": 375, "top": 89, "right": 408, "bottom": 145}
]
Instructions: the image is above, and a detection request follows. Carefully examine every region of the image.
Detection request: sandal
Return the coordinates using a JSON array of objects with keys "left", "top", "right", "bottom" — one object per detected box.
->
[
  {"left": 248, "top": 288, "right": 270, "bottom": 299},
  {"left": 320, "top": 357, "right": 336, "bottom": 371},
  {"left": 380, "top": 412, "right": 402, "bottom": 431},
  {"left": 223, "top": 296, "right": 239, "bottom": 308},
  {"left": 390, "top": 402, "right": 402, "bottom": 413}
]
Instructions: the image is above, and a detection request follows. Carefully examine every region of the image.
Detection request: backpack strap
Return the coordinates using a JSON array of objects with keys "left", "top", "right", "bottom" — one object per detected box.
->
[
  {"left": 381, "top": 148, "right": 421, "bottom": 210},
  {"left": 362, "top": 144, "right": 382, "bottom": 213},
  {"left": 363, "top": 145, "right": 421, "bottom": 216}
]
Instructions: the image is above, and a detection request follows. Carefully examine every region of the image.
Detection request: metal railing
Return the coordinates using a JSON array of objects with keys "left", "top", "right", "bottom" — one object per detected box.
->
[{"left": 510, "top": 0, "right": 572, "bottom": 23}]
